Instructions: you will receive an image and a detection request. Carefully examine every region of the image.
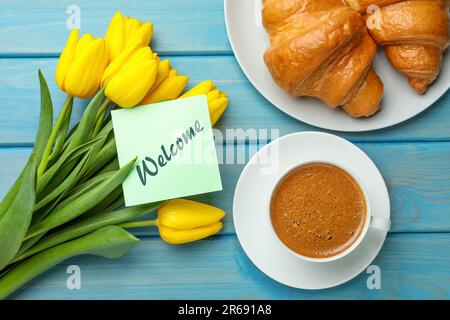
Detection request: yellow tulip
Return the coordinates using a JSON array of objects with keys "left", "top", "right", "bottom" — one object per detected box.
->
[
  {"left": 55, "top": 29, "right": 108, "bottom": 99},
  {"left": 149, "top": 59, "right": 171, "bottom": 93},
  {"left": 105, "top": 11, "right": 153, "bottom": 62},
  {"left": 102, "top": 13, "right": 154, "bottom": 87},
  {"left": 209, "top": 96, "right": 229, "bottom": 126},
  {"left": 159, "top": 224, "right": 223, "bottom": 245},
  {"left": 180, "top": 80, "right": 215, "bottom": 98},
  {"left": 104, "top": 47, "right": 159, "bottom": 108},
  {"left": 180, "top": 80, "right": 229, "bottom": 126},
  {"left": 157, "top": 199, "right": 225, "bottom": 245},
  {"left": 139, "top": 69, "right": 189, "bottom": 105}
]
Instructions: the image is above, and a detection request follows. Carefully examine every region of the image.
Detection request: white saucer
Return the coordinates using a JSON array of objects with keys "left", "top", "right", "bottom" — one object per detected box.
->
[
  {"left": 224, "top": 0, "right": 450, "bottom": 132},
  {"left": 232, "top": 132, "right": 390, "bottom": 289}
]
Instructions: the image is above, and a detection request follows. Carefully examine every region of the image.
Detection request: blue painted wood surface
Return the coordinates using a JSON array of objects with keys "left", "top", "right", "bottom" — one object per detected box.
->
[
  {"left": 0, "top": 0, "right": 230, "bottom": 56},
  {"left": 1, "top": 57, "right": 450, "bottom": 145},
  {"left": 0, "top": 0, "right": 449, "bottom": 299},
  {"left": 9, "top": 234, "right": 450, "bottom": 300}
]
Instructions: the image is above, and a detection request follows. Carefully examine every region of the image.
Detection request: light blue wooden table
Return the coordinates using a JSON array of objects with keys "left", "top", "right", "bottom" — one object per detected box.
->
[{"left": 0, "top": 0, "right": 449, "bottom": 299}]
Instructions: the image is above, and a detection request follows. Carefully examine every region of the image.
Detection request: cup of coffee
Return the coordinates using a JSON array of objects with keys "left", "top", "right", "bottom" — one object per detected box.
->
[{"left": 269, "top": 161, "right": 390, "bottom": 263}]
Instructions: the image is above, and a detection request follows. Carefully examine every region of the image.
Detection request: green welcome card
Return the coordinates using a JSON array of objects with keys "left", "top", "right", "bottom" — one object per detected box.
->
[{"left": 111, "top": 95, "right": 222, "bottom": 206}]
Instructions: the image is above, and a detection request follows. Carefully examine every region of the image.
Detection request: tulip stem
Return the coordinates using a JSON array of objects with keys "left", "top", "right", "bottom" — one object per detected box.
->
[
  {"left": 96, "top": 98, "right": 111, "bottom": 119},
  {"left": 92, "top": 98, "right": 111, "bottom": 137},
  {"left": 37, "top": 95, "right": 73, "bottom": 177},
  {"left": 117, "top": 219, "right": 158, "bottom": 229}
]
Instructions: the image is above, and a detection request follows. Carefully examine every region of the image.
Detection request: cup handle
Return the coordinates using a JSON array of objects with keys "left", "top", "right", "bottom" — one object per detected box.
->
[{"left": 370, "top": 216, "right": 391, "bottom": 232}]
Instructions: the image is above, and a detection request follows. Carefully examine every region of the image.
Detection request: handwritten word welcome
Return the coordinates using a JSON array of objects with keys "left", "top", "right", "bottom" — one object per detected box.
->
[{"left": 136, "top": 120, "right": 204, "bottom": 186}]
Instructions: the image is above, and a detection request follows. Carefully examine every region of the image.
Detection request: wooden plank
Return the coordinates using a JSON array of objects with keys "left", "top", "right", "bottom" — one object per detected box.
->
[
  {"left": 0, "top": 0, "right": 447, "bottom": 302},
  {"left": 1, "top": 142, "right": 449, "bottom": 234},
  {"left": 0, "top": 0, "right": 230, "bottom": 55},
  {"left": 7, "top": 233, "right": 450, "bottom": 299},
  {"left": 0, "top": 56, "right": 449, "bottom": 145}
]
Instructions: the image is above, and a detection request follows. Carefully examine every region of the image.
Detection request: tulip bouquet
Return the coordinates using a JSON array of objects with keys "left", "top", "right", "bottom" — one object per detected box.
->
[{"left": 0, "top": 12, "right": 228, "bottom": 299}]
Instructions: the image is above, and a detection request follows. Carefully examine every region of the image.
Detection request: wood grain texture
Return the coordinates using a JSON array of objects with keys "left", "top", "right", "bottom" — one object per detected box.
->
[
  {"left": 0, "top": 0, "right": 230, "bottom": 56},
  {"left": 1, "top": 0, "right": 449, "bottom": 301},
  {"left": 1, "top": 142, "right": 449, "bottom": 234},
  {"left": 0, "top": 57, "right": 449, "bottom": 145},
  {"left": 8, "top": 233, "right": 450, "bottom": 300}
]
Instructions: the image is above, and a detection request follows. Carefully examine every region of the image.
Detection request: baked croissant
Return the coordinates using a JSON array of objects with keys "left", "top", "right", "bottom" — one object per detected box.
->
[
  {"left": 262, "top": 0, "right": 384, "bottom": 117},
  {"left": 346, "top": 0, "right": 450, "bottom": 94}
]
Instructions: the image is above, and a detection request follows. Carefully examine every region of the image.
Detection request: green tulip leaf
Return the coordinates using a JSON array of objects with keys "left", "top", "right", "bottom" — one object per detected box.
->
[
  {"left": 84, "top": 186, "right": 123, "bottom": 217},
  {"left": 26, "top": 157, "right": 136, "bottom": 239},
  {"left": 34, "top": 150, "right": 91, "bottom": 211},
  {"left": 0, "top": 153, "right": 36, "bottom": 270},
  {"left": 15, "top": 202, "right": 161, "bottom": 263},
  {"left": 14, "top": 233, "right": 45, "bottom": 261},
  {"left": 0, "top": 226, "right": 139, "bottom": 299},
  {"left": 83, "top": 136, "right": 117, "bottom": 180},
  {"left": 67, "top": 89, "right": 105, "bottom": 152},
  {"left": 34, "top": 70, "right": 54, "bottom": 166},
  {"left": 37, "top": 136, "right": 105, "bottom": 195},
  {"left": 48, "top": 98, "right": 73, "bottom": 161},
  {"left": 62, "top": 171, "right": 115, "bottom": 205}
]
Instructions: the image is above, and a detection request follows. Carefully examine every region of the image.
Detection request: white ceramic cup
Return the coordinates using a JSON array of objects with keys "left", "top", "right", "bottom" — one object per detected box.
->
[{"left": 268, "top": 160, "right": 391, "bottom": 263}]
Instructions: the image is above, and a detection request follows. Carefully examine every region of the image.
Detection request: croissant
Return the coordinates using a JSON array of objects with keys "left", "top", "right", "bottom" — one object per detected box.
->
[
  {"left": 262, "top": 0, "right": 384, "bottom": 117},
  {"left": 346, "top": 0, "right": 450, "bottom": 94}
]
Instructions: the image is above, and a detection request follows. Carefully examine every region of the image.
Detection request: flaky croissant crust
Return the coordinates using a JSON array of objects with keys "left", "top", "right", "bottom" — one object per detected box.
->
[
  {"left": 263, "top": 0, "right": 384, "bottom": 117},
  {"left": 262, "top": 0, "right": 449, "bottom": 118},
  {"left": 349, "top": 0, "right": 449, "bottom": 93}
]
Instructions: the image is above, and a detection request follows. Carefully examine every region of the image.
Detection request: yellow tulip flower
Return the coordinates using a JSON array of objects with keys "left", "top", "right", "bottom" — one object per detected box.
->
[
  {"left": 180, "top": 80, "right": 215, "bottom": 98},
  {"left": 105, "top": 11, "right": 153, "bottom": 62},
  {"left": 208, "top": 94, "right": 229, "bottom": 126},
  {"left": 157, "top": 199, "right": 225, "bottom": 245},
  {"left": 181, "top": 80, "right": 229, "bottom": 126},
  {"left": 102, "top": 13, "right": 154, "bottom": 87},
  {"left": 104, "top": 47, "right": 159, "bottom": 108},
  {"left": 139, "top": 69, "right": 189, "bottom": 105},
  {"left": 149, "top": 59, "right": 171, "bottom": 93},
  {"left": 55, "top": 29, "right": 109, "bottom": 99}
]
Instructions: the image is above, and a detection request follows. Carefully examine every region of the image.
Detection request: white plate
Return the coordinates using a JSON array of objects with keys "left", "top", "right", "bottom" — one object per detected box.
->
[
  {"left": 233, "top": 132, "right": 390, "bottom": 289},
  {"left": 224, "top": 0, "right": 450, "bottom": 132}
]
